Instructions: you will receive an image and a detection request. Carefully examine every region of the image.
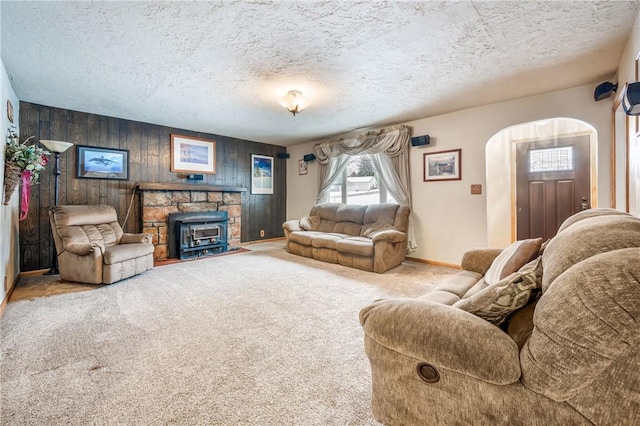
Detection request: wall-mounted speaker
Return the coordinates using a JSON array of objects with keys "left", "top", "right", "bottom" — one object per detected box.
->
[
  {"left": 623, "top": 82, "right": 640, "bottom": 115},
  {"left": 303, "top": 154, "right": 316, "bottom": 162},
  {"left": 411, "top": 135, "right": 430, "bottom": 147},
  {"left": 594, "top": 81, "right": 618, "bottom": 101},
  {"left": 277, "top": 152, "right": 290, "bottom": 159}
]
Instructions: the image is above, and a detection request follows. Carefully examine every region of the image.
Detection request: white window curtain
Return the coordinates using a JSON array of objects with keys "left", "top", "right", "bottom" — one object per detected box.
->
[{"left": 313, "top": 125, "right": 417, "bottom": 251}]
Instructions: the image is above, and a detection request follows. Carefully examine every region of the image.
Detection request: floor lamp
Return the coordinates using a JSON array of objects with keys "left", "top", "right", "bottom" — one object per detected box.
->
[{"left": 40, "top": 140, "right": 73, "bottom": 275}]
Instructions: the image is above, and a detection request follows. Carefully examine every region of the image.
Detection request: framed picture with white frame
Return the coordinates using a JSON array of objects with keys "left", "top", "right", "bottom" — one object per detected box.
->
[{"left": 251, "top": 154, "right": 274, "bottom": 194}]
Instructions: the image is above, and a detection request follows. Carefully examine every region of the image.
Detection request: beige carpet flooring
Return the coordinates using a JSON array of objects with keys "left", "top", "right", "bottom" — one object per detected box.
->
[{"left": 0, "top": 241, "right": 457, "bottom": 425}]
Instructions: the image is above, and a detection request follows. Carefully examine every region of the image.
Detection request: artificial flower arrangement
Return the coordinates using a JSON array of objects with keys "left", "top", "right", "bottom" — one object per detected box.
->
[{"left": 3, "top": 127, "right": 50, "bottom": 215}]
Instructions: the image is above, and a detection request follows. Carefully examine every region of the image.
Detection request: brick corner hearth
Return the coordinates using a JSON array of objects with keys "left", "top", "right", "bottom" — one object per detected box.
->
[{"left": 137, "top": 182, "right": 247, "bottom": 261}]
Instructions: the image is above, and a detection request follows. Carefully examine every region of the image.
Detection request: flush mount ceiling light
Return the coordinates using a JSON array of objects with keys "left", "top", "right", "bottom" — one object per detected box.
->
[{"left": 279, "top": 90, "right": 310, "bottom": 116}]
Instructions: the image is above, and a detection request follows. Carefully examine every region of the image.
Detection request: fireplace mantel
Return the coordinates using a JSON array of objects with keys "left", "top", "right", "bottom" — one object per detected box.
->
[{"left": 137, "top": 182, "right": 247, "bottom": 192}]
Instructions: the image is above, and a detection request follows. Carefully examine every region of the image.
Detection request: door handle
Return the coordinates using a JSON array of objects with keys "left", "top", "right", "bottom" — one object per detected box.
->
[{"left": 580, "top": 196, "right": 590, "bottom": 211}]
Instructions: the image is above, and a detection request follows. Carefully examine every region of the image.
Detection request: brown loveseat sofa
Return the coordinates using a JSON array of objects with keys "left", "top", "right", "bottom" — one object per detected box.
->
[
  {"left": 282, "top": 203, "right": 410, "bottom": 273},
  {"left": 360, "top": 208, "right": 640, "bottom": 424},
  {"left": 50, "top": 205, "right": 155, "bottom": 284}
]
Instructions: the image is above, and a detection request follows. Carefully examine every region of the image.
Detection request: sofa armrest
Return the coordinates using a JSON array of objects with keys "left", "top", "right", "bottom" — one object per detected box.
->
[
  {"left": 63, "top": 241, "right": 104, "bottom": 256},
  {"left": 282, "top": 220, "right": 301, "bottom": 233},
  {"left": 359, "top": 298, "right": 521, "bottom": 385},
  {"left": 460, "top": 248, "right": 503, "bottom": 275},
  {"left": 120, "top": 233, "right": 152, "bottom": 244},
  {"left": 371, "top": 229, "right": 406, "bottom": 243}
]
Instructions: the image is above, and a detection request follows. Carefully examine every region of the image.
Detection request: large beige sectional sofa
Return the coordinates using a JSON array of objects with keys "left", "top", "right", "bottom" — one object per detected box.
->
[
  {"left": 282, "top": 203, "right": 410, "bottom": 273},
  {"left": 360, "top": 208, "right": 640, "bottom": 425}
]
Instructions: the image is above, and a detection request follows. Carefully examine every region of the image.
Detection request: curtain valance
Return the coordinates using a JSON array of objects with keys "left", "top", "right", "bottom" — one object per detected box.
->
[{"left": 313, "top": 125, "right": 410, "bottom": 163}]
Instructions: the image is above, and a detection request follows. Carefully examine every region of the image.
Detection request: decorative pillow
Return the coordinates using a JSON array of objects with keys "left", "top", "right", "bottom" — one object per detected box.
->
[
  {"left": 299, "top": 215, "right": 321, "bottom": 231},
  {"left": 361, "top": 220, "right": 395, "bottom": 238},
  {"left": 484, "top": 238, "right": 543, "bottom": 285},
  {"left": 453, "top": 257, "right": 543, "bottom": 325}
]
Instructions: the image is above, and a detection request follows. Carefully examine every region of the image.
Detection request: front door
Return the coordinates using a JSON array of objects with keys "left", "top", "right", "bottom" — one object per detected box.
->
[{"left": 516, "top": 135, "right": 591, "bottom": 241}]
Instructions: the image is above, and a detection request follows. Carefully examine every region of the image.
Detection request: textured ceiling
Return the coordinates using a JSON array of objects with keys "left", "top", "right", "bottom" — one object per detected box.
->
[{"left": 1, "top": 1, "right": 639, "bottom": 146}]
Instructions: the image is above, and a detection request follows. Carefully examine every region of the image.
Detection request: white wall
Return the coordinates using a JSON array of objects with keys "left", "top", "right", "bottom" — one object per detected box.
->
[
  {"left": 287, "top": 83, "right": 612, "bottom": 265},
  {"left": 617, "top": 11, "right": 640, "bottom": 216},
  {"left": 1, "top": 59, "right": 20, "bottom": 307}
]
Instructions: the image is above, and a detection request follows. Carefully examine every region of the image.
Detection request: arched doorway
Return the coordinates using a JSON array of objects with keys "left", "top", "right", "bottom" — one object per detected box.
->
[{"left": 485, "top": 118, "right": 598, "bottom": 247}]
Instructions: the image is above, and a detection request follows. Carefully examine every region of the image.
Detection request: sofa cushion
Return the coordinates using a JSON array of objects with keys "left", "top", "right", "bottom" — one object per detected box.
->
[
  {"left": 288, "top": 231, "right": 323, "bottom": 246},
  {"left": 541, "top": 214, "right": 640, "bottom": 292},
  {"left": 454, "top": 257, "right": 543, "bottom": 325},
  {"left": 361, "top": 220, "right": 396, "bottom": 238},
  {"left": 336, "top": 237, "right": 374, "bottom": 257},
  {"left": 336, "top": 204, "right": 367, "bottom": 224},
  {"left": 311, "top": 233, "right": 349, "bottom": 250},
  {"left": 363, "top": 203, "right": 399, "bottom": 226},
  {"left": 419, "top": 271, "right": 484, "bottom": 306},
  {"left": 484, "top": 238, "right": 542, "bottom": 285},
  {"left": 103, "top": 243, "right": 155, "bottom": 265},
  {"left": 521, "top": 248, "right": 640, "bottom": 401},
  {"left": 299, "top": 215, "right": 321, "bottom": 231}
]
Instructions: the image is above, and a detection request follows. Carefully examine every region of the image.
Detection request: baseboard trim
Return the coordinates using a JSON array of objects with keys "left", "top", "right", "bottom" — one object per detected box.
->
[
  {"left": 242, "top": 237, "right": 285, "bottom": 245},
  {"left": 18, "top": 268, "right": 49, "bottom": 278},
  {"left": 405, "top": 257, "right": 462, "bottom": 270},
  {"left": 0, "top": 273, "right": 21, "bottom": 317}
]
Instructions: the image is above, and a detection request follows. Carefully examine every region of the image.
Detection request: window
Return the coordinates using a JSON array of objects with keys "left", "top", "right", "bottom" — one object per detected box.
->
[
  {"left": 529, "top": 146, "right": 573, "bottom": 172},
  {"left": 328, "top": 155, "right": 395, "bottom": 204}
]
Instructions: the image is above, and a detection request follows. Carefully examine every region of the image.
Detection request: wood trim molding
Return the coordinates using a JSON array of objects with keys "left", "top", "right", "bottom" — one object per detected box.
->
[
  {"left": 136, "top": 182, "right": 247, "bottom": 192},
  {"left": 0, "top": 273, "right": 22, "bottom": 317},
  {"left": 405, "top": 256, "right": 462, "bottom": 270},
  {"left": 611, "top": 84, "right": 629, "bottom": 211}
]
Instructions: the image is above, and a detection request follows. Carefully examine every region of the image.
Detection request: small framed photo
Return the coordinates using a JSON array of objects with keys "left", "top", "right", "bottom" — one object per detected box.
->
[
  {"left": 423, "top": 149, "right": 462, "bottom": 182},
  {"left": 170, "top": 134, "right": 216, "bottom": 174},
  {"left": 251, "top": 154, "right": 274, "bottom": 194},
  {"left": 298, "top": 159, "right": 308, "bottom": 175},
  {"left": 76, "top": 145, "right": 129, "bottom": 180},
  {"left": 6, "top": 99, "right": 14, "bottom": 123}
]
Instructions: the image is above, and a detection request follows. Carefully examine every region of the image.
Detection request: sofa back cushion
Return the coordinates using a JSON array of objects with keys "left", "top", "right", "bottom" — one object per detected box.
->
[
  {"left": 334, "top": 204, "right": 367, "bottom": 235},
  {"left": 309, "top": 203, "right": 341, "bottom": 233},
  {"left": 520, "top": 248, "right": 640, "bottom": 401},
  {"left": 541, "top": 214, "right": 640, "bottom": 292},
  {"left": 363, "top": 203, "right": 399, "bottom": 225},
  {"left": 52, "top": 204, "right": 124, "bottom": 248}
]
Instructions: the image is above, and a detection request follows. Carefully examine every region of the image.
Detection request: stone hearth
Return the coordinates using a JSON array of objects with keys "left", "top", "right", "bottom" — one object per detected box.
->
[{"left": 137, "top": 183, "right": 246, "bottom": 261}]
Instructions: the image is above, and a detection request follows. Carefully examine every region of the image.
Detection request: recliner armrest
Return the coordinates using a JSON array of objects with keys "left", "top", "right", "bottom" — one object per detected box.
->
[
  {"left": 460, "top": 248, "right": 503, "bottom": 275},
  {"left": 359, "top": 298, "right": 521, "bottom": 385},
  {"left": 282, "top": 220, "right": 301, "bottom": 233},
  {"left": 63, "top": 241, "right": 104, "bottom": 256},
  {"left": 371, "top": 229, "right": 406, "bottom": 243},
  {"left": 120, "top": 233, "right": 152, "bottom": 244}
]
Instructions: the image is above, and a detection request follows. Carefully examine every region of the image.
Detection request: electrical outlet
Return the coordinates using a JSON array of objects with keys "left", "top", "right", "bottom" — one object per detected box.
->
[
  {"left": 260, "top": 230, "right": 265, "bottom": 237},
  {"left": 470, "top": 184, "right": 482, "bottom": 195}
]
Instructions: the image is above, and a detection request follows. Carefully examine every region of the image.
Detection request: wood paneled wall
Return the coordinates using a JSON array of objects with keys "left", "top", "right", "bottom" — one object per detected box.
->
[{"left": 18, "top": 102, "right": 287, "bottom": 272}]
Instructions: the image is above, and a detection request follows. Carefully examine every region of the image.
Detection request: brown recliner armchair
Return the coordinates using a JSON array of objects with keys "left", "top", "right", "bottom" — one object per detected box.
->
[{"left": 50, "top": 205, "right": 154, "bottom": 284}]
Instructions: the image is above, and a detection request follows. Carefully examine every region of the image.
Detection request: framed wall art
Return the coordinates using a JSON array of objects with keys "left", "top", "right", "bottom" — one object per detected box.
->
[
  {"left": 76, "top": 145, "right": 129, "bottom": 180},
  {"left": 423, "top": 149, "right": 462, "bottom": 182},
  {"left": 251, "top": 154, "right": 274, "bottom": 194},
  {"left": 298, "top": 159, "right": 308, "bottom": 175},
  {"left": 170, "top": 134, "right": 216, "bottom": 174}
]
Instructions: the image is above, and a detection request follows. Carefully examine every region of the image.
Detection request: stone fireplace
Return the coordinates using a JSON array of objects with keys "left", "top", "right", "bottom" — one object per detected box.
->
[{"left": 137, "top": 183, "right": 246, "bottom": 261}]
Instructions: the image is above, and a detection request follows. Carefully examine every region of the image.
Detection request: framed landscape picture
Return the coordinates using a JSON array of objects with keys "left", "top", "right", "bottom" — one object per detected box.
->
[
  {"left": 251, "top": 154, "right": 274, "bottom": 194},
  {"left": 170, "top": 134, "right": 216, "bottom": 174},
  {"left": 76, "top": 145, "right": 129, "bottom": 180},
  {"left": 423, "top": 149, "right": 462, "bottom": 182}
]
